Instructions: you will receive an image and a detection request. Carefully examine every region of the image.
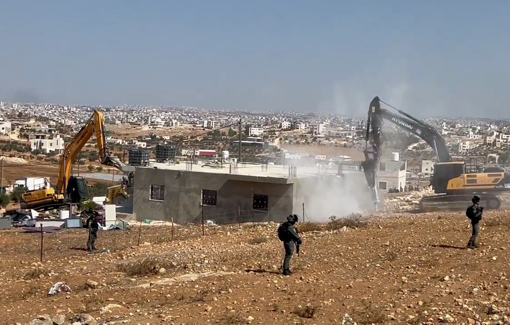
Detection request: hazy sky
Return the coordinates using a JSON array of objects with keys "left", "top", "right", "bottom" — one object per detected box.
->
[{"left": 0, "top": 0, "right": 509, "bottom": 118}]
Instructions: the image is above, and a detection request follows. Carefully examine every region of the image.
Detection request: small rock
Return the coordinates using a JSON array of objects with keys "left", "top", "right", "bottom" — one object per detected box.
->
[
  {"left": 29, "top": 315, "right": 52, "bottom": 325},
  {"left": 246, "top": 316, "right": 254, "bottom": 323},
  {"left": 52, "top": 314, "right": 66, "bottom": 325},
  {"left": 440, "top": 314, "right": 455, "bottom": 323},
  {"left": 205, "top": 306, "right": 213, "bottom": 312},
  {"left": 85, "top": 280, "right": 98, "bottom": 289},
  {"left": 342, "top": 313, "right": 356, "bottom": 325},
  {"left": 75, "top": 314, "right": 97, "bottom": 325},
  {"left": 488, "top": 304, "right": 500, "bottom": 315}
]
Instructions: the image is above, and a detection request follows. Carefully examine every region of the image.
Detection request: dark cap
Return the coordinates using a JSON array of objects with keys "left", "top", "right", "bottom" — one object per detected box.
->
[{"left": 472, "top": 195, "right": 480, "bottom": 203}]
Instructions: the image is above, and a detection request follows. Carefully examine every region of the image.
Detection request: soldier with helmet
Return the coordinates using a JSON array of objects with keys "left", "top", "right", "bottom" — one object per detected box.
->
[
  {"left": 277, "top": 214, "right": 302, "bottom": 275},
  {"left": 466, "top": 195, "right": 483, "bottom": 249}
]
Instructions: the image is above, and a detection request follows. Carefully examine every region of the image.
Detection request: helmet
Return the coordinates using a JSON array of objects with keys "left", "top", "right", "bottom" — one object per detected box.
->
[
  {"left": 472, "top": 195, "right": 480, "bottom": 204},
  {"left": 287, "top": 214, "right": 299, "bottom": 223}
]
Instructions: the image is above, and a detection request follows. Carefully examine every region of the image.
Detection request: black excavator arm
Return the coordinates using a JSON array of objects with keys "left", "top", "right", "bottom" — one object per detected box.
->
[{"left": 361, "top": 97, "right": 452, "bottom": 206}]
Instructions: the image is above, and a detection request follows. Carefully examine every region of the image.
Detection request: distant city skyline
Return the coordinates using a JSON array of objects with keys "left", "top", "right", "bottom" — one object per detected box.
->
[{"left": 0, "top": 0, "right": 509, "bottom": 118}]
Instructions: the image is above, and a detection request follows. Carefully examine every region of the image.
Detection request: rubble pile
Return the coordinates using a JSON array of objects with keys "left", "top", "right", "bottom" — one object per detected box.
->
[{"left": 383, "top": 188, "right": 434, "bottom": 212}]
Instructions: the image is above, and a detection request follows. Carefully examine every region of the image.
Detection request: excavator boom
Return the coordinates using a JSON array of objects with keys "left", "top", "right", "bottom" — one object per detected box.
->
[
  {"left": 56, "top": 111, "right": 125, "bottom": 197},
  {"left": 362, "top": 96, "right": 452, "bottom": 210},
  {"left": 20, "top": 110, "right": 127, "bottom": 210}
]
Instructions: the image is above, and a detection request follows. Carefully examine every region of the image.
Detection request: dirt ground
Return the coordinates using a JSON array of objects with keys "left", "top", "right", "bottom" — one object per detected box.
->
[
  {"left": 1, "top": 211, "right": 509, "bottom": 324},
  {"left": 2, "top": 163, "right": 118, "bottom": 186}
]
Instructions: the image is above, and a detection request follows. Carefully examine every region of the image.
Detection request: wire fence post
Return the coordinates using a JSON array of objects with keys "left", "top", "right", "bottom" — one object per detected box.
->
[
  {"left": 237, "top": 206, "right": 241, "bottom": 227},
  {"left": 137, "top": 219, "right": 142, "bottom": 245},
  {"left": 201, "top": 205, "right": 205, "bottom": 236},
  {"left": 40, "top": 224, "right": 44, "bottom": 263},
  {"left": 302, "top": 202, "right": 306, "bottom": 223},
  {"left": 267, "top": 209, "right": 270, "bottom": 223},
  {"left": 171, "top": 216, "right": 175, "bottom": 241}
]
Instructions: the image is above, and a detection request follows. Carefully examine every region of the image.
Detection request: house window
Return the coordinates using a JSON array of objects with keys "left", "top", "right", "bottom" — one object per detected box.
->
[
  {"left": 252, "top": 194, "right": 268, "bottom": 211},
  {"left": 201, "top": 189, "right": 217, "bottom": 206},
  {"left": 149, "top": 185, "right": 165, "bottom": 201},
  {"left": 379, "top": 162, "right": 386, "bottom": 171},
  {"left": 378, "top": 181, "right": 387, "bottom": 190}
]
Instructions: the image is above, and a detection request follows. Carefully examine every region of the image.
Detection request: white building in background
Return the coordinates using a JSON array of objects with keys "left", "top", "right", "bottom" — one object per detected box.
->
[
  {"left": 202, "top": 120, "right": 217, "bottom": 129},
  {"left": 280, "top": 121, "right": 291, "bottom": 130},
  {"left": 420, "top": 159, "right": 435, "bottom": 176},
  {"left": 29, "top": 134, "right": 65, "bottom": 154},
  {"left": 0, "top": 121, "right": 11, "bottom": 135},
  {"left": 310, "top": 123, "right": 325, "bottom": 135}
]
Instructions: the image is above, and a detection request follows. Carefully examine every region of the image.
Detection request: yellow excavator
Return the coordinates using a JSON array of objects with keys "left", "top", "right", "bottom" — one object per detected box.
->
[
  {"left": 362, "top": 96, "right": 510, "bottom": 211},
  {"left": 19, "top": 110, "right": 130, "bottom": 211}
]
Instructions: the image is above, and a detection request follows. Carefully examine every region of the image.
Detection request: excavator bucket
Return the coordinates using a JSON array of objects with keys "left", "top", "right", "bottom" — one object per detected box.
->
[{"left": 102, "top": 155, "right": 124, "bottom": 170}]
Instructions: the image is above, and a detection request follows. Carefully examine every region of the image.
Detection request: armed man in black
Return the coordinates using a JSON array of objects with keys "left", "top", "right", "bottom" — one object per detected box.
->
[
  {"left": 278, "top": 214, "right": 302, "bottom": 276},
  {"left": 86, "top": 213, "right": 100, "bottom": 252},
  {"left": 466, "top": 195, "right": 483, "bottom": 249}
]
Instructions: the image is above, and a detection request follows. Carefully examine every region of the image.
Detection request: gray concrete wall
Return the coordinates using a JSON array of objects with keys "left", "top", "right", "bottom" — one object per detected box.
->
[{"left": 133, "top": 167, "right": 293, "bottom": 225}]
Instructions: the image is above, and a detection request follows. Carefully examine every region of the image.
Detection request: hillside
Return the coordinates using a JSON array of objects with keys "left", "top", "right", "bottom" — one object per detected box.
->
[{"left": 1, "top": 211, "right": 510, "bottom": 324}]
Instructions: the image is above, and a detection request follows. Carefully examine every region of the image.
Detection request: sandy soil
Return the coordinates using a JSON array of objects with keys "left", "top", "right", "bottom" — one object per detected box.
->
[{"left": 2, "top": 211, "right": 509, "bottom": 324}]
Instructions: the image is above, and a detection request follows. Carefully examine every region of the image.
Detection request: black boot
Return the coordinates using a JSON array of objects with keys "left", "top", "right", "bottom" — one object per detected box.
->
[{"left": 283, "top": 269, "right": 292, "bottom": 276}]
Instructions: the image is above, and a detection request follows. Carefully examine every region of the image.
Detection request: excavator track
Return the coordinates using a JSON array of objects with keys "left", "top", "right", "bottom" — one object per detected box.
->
[{"left": 419, "top": 193, "right": 501, "bottom": 212}]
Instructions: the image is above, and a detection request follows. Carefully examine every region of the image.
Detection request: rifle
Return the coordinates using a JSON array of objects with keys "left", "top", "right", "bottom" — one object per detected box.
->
[{"left": 296, "top": 241, "right": 300, "bottom": 255}]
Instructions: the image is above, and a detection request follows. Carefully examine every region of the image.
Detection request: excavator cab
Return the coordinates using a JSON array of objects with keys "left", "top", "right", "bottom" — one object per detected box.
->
[
  {"left": 67, "top": 176, "right": 89, "bottom": 203},
  {"left": 432, "top": 162, "right": 465, "bottom": 194}
]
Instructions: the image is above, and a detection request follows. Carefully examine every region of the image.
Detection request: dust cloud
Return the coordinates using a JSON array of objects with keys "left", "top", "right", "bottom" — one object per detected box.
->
[
  {"left": 298, "top": 173, "right": 376, "bottom": 223},
  {"left": 301, "top": 70, "right": 411, "bottom": 222}
]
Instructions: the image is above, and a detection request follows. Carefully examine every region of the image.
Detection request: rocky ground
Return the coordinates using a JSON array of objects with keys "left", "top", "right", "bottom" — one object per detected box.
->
[{"left": 1, "top": 211, "right": 510, "bottom": 325}]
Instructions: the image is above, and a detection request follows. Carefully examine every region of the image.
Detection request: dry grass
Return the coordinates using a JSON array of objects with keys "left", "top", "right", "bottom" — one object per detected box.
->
[
  {"left": 293, "top": 305, "right": 319, "bottom": 319},
  {"left": 355, "top": 301, "right": 386, "bottom": 324},
  {"left": 221, "top": 311, "right": 244, "bottom": 324},
  {"left": 23, "top": 268, "right": 47, "bottom": 279},
  {"left": 328, "top": 213, "right": 369, "bottom": 230},
  {"left": 299, "top": 213, "right": 368, "bottom": 233},
  {"left": 248, "top": 236, "right": 269, "bottom": 245},
  {"left": 298, "top": 222, "right": 322, "bottom": 233},
  {"left": 117, "top": 257, "right": 177, "bottom": 276}
]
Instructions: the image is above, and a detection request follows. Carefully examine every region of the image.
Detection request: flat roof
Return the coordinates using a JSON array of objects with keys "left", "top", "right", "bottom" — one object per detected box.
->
[{"left": 139, "top": 162, "right": 362, "bottom": 180}]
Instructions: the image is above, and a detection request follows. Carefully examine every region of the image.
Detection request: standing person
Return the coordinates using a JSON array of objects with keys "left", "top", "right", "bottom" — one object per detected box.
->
[
  {"left": 87, "top": 213, "right": 99, "bottom": 252},
  {"left": 277, "top": 214, "right": 302, "bottom": 276},
  {"left": 466, "top": 195, "right": 483, "bottom": 249}
]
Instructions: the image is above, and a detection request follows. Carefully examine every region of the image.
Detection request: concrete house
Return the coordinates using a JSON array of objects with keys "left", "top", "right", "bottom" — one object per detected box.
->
[
  {"left": 376, "top": 153, "right": 407, "bottom": 192},
  {"left": 132, "top": 162, "right": 373, "bottom": 225}
]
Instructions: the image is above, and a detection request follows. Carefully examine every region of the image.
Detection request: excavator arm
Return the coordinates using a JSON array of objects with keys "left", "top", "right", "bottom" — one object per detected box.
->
[
  {"left": 56, "top": 110, "right": 124, "bottom": 198},
  {"left": 361, "top": 96, "right": 452, "bottom": 208}
]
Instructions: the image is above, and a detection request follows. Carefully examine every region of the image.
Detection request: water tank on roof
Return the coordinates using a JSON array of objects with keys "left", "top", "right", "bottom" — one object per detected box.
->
[
  {"left": 392, "top": 152, "right": 400, "bottom": 161},
  {"left": 222, "top": 151, "right": 229, "bottom": 160}
]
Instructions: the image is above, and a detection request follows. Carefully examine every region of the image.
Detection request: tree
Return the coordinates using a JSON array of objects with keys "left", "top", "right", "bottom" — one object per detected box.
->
[
  {"left": 88, "top": 183, "right": 108, "bottom": 197},
  {"left": 499, "top": 151, "right": 510, "bottom": 166},
  {"left": 0, "top": 193, "right": 11, "bottom": 207},
  {"left": 96, "top": 166, "right": 103, "bottom": 173},
  {"left": 88, "top": 151, "right": 99, "bottom": 162},
  {"left": 87, "top": 165, "right": 95, "bottom": 172},
  {"left": 11, "top": 186, "right": 27, "bottom": 202}
]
